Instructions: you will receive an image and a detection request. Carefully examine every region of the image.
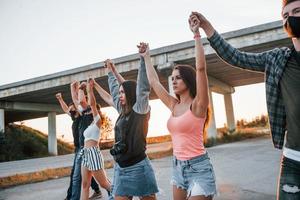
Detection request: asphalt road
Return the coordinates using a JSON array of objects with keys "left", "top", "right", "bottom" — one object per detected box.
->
[{"left": 0, "top": 137, "right": 282, "bottom": 200}]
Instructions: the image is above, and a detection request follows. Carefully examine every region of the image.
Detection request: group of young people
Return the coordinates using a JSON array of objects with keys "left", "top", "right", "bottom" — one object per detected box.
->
[
  {"left": 55, "top": 0, "right": 300, "bottom": 199},
  {"left": 56, "top": 79, "right": 111, "bottom": 200}
]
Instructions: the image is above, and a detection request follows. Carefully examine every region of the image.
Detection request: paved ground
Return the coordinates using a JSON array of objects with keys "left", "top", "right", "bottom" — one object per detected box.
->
[
  {"left": 0, "top": 137, "right": 282, "bottom": 200},
  {"left": 0, "top": 142, "right": 172, "bottom": 178}
]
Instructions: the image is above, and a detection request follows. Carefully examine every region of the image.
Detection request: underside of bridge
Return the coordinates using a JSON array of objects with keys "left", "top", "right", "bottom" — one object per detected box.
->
[{"left": 0, "top": 20, "right": 292, "bottom": 155}]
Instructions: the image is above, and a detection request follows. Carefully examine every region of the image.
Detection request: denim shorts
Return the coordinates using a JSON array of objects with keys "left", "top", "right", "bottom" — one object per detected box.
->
[
  {"left": 171, "top": 153, "right": 217, "bottom": 198},
  {"left": 111, "top": 157, "right": 159, "bottom": 197}
]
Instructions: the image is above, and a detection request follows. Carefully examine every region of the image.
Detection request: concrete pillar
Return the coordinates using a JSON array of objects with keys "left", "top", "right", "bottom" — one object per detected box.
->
[
  {"left": 48, "top": 112, "right": 57, "bottom": 155},
  {"left": 207, "top": 90, "right": 218, "bottom": 138},
  {"left": 224, "top": 93, "right": 236, "bottom": 132},
  {"left": 0, "top": 109, "right": 4, "bottom": 138},
  {"left": 168, "top": 75, "right": 175, "bottom": 97}
]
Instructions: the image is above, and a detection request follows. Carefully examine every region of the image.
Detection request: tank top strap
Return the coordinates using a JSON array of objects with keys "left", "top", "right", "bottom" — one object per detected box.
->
[{"left": 93, "top": 114, "right": 100, "bottom": 124}]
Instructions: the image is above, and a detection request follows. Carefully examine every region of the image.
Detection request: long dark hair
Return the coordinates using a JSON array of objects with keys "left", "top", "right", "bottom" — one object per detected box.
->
[
  {"left": 173, "top": 64, "right": 211, "bottom": 139},
  {"left": 120, "top": 80, "right": 137, "bottom": 115},
  {"left": 173, "top": 64, "right": 196, "bottom": 100}
]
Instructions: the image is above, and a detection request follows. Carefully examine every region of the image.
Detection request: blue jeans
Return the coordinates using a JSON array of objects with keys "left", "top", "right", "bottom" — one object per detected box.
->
[
  {"left": 70, "top": 148, "right": 100, "bottom": 200},
  {"left": 66, "top": 150, "right": 77, "bottom": 199},
  {"left": 278, "top": 156, "right": 300, "bottom": 200}
]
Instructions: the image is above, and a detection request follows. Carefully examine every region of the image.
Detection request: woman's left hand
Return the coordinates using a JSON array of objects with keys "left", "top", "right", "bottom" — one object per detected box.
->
[
  {"left": 137, "top": 42, "right": 150, "bottom": 58},
  {"left": 189, "top": 15, "right": 200, "bottom": 35}
]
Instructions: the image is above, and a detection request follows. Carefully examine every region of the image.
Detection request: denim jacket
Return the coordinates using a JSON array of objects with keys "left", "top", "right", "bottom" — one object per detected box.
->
[{"left": 107, "top": 56, "right": 150, "bottom": 115}]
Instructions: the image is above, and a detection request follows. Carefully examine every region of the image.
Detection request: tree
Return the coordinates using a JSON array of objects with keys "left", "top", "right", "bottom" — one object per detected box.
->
[
  {"left": 260, "top": 114, "right": 268, "bottom": 127},
  {"left": 99, "top": 112, "right": 113, "bottom": 140}
]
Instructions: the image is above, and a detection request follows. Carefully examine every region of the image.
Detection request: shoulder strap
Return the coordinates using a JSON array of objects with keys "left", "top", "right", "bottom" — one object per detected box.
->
[{"left": 93, "top": 114, "right": 101, "bottom": 124}]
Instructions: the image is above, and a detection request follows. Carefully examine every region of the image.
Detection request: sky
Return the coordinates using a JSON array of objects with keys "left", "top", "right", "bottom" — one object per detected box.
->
[{"left": 0, "top": 0, "right": 283, "bottom": 142}]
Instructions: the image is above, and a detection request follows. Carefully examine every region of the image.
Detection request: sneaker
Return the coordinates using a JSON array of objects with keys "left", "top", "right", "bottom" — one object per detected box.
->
[{"left": 89, "top": 191, "right": 102, "bottom": 200}]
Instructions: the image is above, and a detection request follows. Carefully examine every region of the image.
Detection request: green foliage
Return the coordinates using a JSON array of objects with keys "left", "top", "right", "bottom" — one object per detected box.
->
[
  {"left": 0, "top": 124, "right": 73, "bottom": 162},
  {"left": 100, "top": 112, "right": 113, "bottom": 140}
]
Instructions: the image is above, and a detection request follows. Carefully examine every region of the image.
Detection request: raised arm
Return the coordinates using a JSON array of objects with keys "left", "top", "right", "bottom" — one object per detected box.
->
[
  {"left": 132, "top": 44, "right": 151, "bottom": 114},
  {"left": 87, "top": 79, "right": 101, "bottom": 128},
  {"left": 78, "top": 82, "right": 88, "bottom": 110},
  {"left": 105, "top": 59, "right": 125, "bottom": 84},
  {"left": 105, "top": 60, "right": 122, "bottom": 113},
  {"left": 92, "top": 78, "right": 114, "bottom": 107},
  {"left": 189, "top": 16, "right": 209, "bottom": 118},
  {"left": 190, "top": 12, "right": 269, "bottom": 72},
  {"left": 55, "top": 93, "right": 69, "bottom": 114},
  {"left": 140, "top": 43, "right": 178, "bottom": 111},
  {"left": 70, "top": 81, "right": 80, "bottom": 110}
]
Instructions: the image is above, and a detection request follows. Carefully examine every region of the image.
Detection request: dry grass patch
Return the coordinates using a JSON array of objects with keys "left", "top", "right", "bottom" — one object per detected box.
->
[
  {"left": 0, "top": 167, "right": 71, "bottom": 188},
  {"left": 148, "top": 148, "right": 173, "bottom": 160}
]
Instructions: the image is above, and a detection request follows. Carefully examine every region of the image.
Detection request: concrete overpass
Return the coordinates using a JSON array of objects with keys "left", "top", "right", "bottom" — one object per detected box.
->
[{"left": 0, "top": 20, "right": 291, "bottom": 155}]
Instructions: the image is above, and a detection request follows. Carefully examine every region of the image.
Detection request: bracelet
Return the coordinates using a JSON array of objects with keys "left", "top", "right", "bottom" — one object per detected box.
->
[{"left": 194, "top": 33, "right": 201, "bottom": 39}]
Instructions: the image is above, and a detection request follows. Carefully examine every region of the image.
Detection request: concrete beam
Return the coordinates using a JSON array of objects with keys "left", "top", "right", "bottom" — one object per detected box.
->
[
  {"left": 0, "top": 21, "right": 285, "bottom": 100},
  {"left": 166, "top": 27, "right": 287, "bottom": 64},
  {"left": 224, "top": 93, "right": 236, "bottom": 132},
  {"left": 0, "top": 21, "right": 289, "bottom": 125},
  {"left": 0, "top": 109, "right": 4, "bottom": 133},
  {"left": 0, "top": 101, "right": 62, "bottom": 113},
  {"left": 207, "top": 90, "right": 217, "bottom": 138},
  {"left": 168, "top": 75, "right": 175, "bottom": 97},
  {"left": 157, "top": 61, "right": 174, "bottom": 72},
  {"left": 0, "top": 67, "right": 107, "bottom": 99},
  {"left": 48, "top": 112, "right": 57, "bottom": 156},
  {"left": 208, "top": 76, "right": 235, "bottom": 94}
]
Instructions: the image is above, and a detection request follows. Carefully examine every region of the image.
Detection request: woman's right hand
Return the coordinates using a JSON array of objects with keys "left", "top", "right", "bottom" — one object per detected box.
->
[
  {"left": 189, "top": 12, "right": 215, "bottom": 38},
  {"left": 104, "top": 59, "right": 116, "bottom": 72},
  {"left": 189, "top": 15, "right": 200, "bottom": 35},
  {"left": 71, "top": 81, "right": 79, "bottom": 89},
  {"left": 189, "top": 12, "right": 208, "bottom": 29},
  {"left": 137, "top": 42, "right": 150, "bottom": 58},
  {"left": 88, "top": 78, "right": 95, "bottom": 88},
  {"left": 55, "top": 93, "right": 62, "bottom": 99},
  {"left": 79, "top": 82, "right": 87, "bottom": 90}
]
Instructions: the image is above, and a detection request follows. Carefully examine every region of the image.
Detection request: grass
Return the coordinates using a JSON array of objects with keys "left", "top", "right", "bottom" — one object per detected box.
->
[
  {"left": 99, "top": 135, "right": 172, "bottom": 149},
  {"left": 0, "top": 124, "right": 74, "bottom": 162},
  {"left": 0, "top": 167, "right": 71, "bottom": 188},
  {"left": 0, "top": 148, "right": 171, "bottom": 188},
  {"left": 0, "top": 160, "right": 116, "bottom": 188},
  {"left": 205, "top": 127, "right": 269, "bottom": 147},
  {"left": 0, "top": 124, "right": 172, "bottom": 162}
]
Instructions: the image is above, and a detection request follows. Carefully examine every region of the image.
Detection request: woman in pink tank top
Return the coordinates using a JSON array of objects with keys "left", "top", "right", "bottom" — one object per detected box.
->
[{"left": 140, "top": 15, "right": 217, "bottom": 200}]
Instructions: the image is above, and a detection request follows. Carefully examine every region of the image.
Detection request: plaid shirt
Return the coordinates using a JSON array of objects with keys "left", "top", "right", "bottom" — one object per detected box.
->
[{"left": 208, "top": 31, "right": 292, "bottom": 149}]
